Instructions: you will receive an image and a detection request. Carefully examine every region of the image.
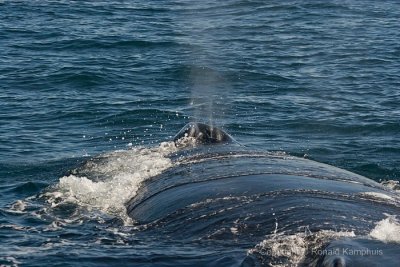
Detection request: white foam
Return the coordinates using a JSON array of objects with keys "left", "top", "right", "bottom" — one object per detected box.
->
[
  {"left": 369, "top": 215, "right": 400, "bottom": 243},
  {"left": 360, "top": 192, "right": 394, "bottom": 201},
  {"left": 45, "top": 141, "right": 178, "bottom": 223},
  {"left": 0, "top": 256, "right": 20, "bottom": 267},
  {"left": 248, "top": 230, "right": 355, "bottom": 267},
  {"left": 380, "top": 180, "right": 400, "bottom": 192},
  {"left": 174, "top": 134, "right": 197, "bottom": 148},
  {"left": 5, "top": 200, "right": 27, "bottom": 214}
]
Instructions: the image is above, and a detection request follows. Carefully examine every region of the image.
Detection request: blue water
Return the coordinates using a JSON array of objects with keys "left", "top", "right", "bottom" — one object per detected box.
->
[{"left": 1, "top": 0, "right": 399, "bottom": 266}]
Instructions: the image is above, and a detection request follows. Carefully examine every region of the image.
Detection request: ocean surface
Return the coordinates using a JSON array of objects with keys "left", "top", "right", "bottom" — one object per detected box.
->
[{"left": 1, "top": 0, "right": 399, "bottom": 266}]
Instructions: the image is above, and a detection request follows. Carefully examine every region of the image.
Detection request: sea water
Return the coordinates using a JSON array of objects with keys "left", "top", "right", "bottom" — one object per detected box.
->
[{"left": 1, "top": 1, "right": 399, "bottom": 266}]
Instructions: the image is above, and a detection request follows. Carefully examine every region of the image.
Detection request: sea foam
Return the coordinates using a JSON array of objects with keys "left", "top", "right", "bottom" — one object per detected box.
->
[
  {"left": 369, "top": 215, "right": 400, "bottom": 243},
  {"left": 45, "top": 141, "right": 178, "bottom": 223}
]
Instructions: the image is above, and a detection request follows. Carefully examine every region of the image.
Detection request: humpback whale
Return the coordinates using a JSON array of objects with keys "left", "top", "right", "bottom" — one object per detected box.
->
[{"left": 125, "top": 123, "right": 400, "bottom": 266}]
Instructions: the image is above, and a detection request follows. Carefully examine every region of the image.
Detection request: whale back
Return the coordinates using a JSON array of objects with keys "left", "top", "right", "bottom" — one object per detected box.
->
[{"left": 126, "top": 123, "right": 400, "bottom": 267}]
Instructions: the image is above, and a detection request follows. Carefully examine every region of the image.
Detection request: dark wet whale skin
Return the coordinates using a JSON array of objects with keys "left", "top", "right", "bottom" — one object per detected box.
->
[
  {"left": 173, "top": 122, "right": 236, "bottom": 144},
  {"left": 126, "top": 123, "right": 400, "bottom": 266}
]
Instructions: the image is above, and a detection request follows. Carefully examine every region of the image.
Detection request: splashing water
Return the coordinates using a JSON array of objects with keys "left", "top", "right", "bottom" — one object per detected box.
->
[
  {"left": 248, "top": 230, "right": 356, "bottom": 267},
  {"left": 369, "top": 215, "right": 400, "bottom": 243},
  {"left": 42, "top": 141, "right": 179, "bottom": 223}
]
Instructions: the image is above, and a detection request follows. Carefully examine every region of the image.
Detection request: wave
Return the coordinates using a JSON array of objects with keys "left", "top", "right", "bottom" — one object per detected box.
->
[
  {"left": 370, "top": 215, "right": 400, "bottom": 243},
  {"left": 10, "top": 38, "right": 181, "bottom": 51},
  {"left": 43, "top": 142, "right": 178, "bottom": 223},
  {"left": 248, "top": 230, "right": 356, "bottom": 267},
  {"left": 248, "top": 215, "right": 400, "bottom": 266}
]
